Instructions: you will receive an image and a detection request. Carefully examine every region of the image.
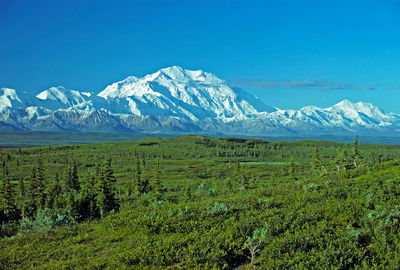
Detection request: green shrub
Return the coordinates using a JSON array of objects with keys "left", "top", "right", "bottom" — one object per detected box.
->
[
  {"left": 18, "top": 208, "right": 76, "bottom": 235},
  {"left": 206, "top": 202, "right": 231, "bottom": 216}
]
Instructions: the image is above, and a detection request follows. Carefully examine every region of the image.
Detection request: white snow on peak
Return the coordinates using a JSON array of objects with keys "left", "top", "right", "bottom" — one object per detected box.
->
[
  {"left": 0, "top": 88, "right": 24, "bottom": 111},
  {"left": 35, "top": 86, "right": 91, "bottom": 110},
  {"left": 97, "top": 66, "right": 275, "bottom": 120},
  {"left": 0, "top": 68, "right": 398, "bottom": 135},
  {"left": 328, "top": 99, "right": 388, "bottom": 119},
  {"left": 36, "top": 86, "right": 68, "bottom": 101},
  {"left": 157, "top": 66, "right": 223, "bottom": 84}
]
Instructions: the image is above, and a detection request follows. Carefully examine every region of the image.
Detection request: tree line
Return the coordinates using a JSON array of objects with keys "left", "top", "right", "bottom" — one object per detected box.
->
[{"left": 0, "top": 158, "right": 119, "bottom": 233}]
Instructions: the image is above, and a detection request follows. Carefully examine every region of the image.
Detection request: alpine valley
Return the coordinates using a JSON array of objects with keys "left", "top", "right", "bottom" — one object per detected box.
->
[{"left": 1, "top": 66, "right": 399, "bottom": 136}]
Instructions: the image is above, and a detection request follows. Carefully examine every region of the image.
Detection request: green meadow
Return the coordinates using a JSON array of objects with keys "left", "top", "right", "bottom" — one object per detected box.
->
[{"left": 1, "top": 134, "right": 400, "bottom": 268}]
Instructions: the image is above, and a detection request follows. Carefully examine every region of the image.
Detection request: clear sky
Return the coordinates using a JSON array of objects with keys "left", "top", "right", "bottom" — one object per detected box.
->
[{"left": 1, "top": 0, "right": 400, "bottom": 112}]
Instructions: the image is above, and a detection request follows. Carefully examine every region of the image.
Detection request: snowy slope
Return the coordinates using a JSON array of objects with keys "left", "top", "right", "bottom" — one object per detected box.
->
[
  {"left": 0, "top": 88, "right": 25, "bottom": 111},
  {"left": 0, "top": 67, "right": 399, "bottom": 135},
  {"left": 98, "top": 66, "right": 276, "bottom": 121}
]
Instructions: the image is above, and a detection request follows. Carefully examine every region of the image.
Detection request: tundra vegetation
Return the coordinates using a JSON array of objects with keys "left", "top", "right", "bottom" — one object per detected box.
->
[{"left": 1, "top": 134, "right": 400, "bottom": 269}]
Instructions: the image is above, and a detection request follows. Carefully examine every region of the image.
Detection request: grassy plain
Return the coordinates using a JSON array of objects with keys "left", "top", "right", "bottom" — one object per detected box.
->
[{"left": 1, "top": 134, "right": 400, "bottom": 268}]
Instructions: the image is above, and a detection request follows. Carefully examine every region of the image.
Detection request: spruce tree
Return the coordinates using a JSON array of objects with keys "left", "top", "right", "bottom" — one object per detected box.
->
[
  {"left": 333, "top": 148, "right": 342, "bottom": 174},
  {"left": 312, "top": 147, "right": 327, "bottom": 175},
  {"left": 134, "top": 154, "right": 151, "bottom": 194},
  {"left": 27, "top": 160, "right": 47, "bottom": 214},
  {"left": 64, "top": 162, "right": 80, "bottom": 192},
  {"left": 27, "top": 167, "right": 37, "bottom": 214},
  {"left": 0, "top": 163, "right": 6, "bottom": 196},
  {"left": 138, "top": 176, "right": 151, "bottom": 194},
  {"left": 341, "top": 148, "right": 349, "bottom": 172},
  {"left": 289, "top": 159, "right": 296, "bottom": 179},
  {"left": 0, "top": 168, "right": 19, "bottom": 221},
  {"left": 66, "top": 190, "right": 78, "bottom": 217},
  {"left": 103, "top": 158, "right": 116, "bottom": 184},
  {"left": 45, "top": 173, "right": 63, "bottom": 209},
  {"left": 352, "top": 135, "right": 362, "bottom": 168},
  {"left": 312, "top": 147, "right": 321, "bottom": 173},
  {"left": 36, "top": 159, "right": 46, "bottom": 209},
  {"left": 79, "top": 171, "right": 98, "bottom": 220},
  {"left": 142, "top": 153, "right": 146, "bottom": 169},
  {"left": 95, "top": 160, "right": 119, "bottom": 218},
  {"left": 103, "top": 158, "right": 119, "bottom": 210},
  {"left": 135, "top": 154, "right": 141, "bottom": 189},
  {"left": 153, "top": 160, "right": 162, "bottom": 199},
  {"left": 71, "top": 161, "right": 80, "bottom": 191},
  {"left": 18, "top": 176, "right": 25, "bottom": 199}
]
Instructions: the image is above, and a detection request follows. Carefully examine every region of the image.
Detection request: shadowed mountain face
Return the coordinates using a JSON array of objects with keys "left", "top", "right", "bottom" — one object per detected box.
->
[{"left": 0, "top": 66, "right": 399, "bottom": 136}]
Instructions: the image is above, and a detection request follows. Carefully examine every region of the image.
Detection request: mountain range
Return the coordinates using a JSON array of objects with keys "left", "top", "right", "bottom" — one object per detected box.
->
[{"left": 1, "top": 66, "right": 399, "bottom": 136}]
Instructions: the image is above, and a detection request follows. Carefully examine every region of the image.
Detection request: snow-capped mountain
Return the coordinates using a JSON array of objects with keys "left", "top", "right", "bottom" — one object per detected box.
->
[
  {"left": 98, "top": 66, "right": 275, "bottom": 121},
  {"left": 0, "top": 66, "right": 399, "bottom": 136}
]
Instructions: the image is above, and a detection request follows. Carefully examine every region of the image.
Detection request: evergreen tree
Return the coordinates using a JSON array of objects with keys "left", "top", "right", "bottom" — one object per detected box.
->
[
  {"left": 333, "top": 148, "right": 342, "bottom": 174},
  {"left": 103, "top": 158, "right": 116, "bottom": 184},
  {"left": 139, "top": 176, "right": 151, "bottom": 194},
  {"left": 0, "top": 167, "right": 19, "bottom": 221},
  {"left": 79, "top": 171, "right": 98, "bottom": 220},
  {"left": 0, "top": 163, "right": 6, "bottom": 196},
  {"left": 312, "top": 147, "right": 327, "bottom": 175},
  {"left": 26, "top": 166, "right": 44, "bottom": 215},
  {"left": 153, "top": 160, "right": 163, "bottom": 199},
  {"left": 25, "top": 160, "right": 48, "bottom": 215},
  {"left": 289, "top": 159, "right": 296, "bottom": 179},
  {"left": 45, "top": 173, "right": 63, "bottom": 209},
  {"left": 66, "top": 190, "right": 78, "bottom": 218},
  {"left": 352, "top": 135, "right": 362, "bottom": 168},
  {"left": 71, "top": 161, "right": 80, "bottom": 191},
  {"left": 134, "top": 154, "right": 141, "bottom": 189},
  {"left": 133, "top": 154, "right": 151, "bottom": 194},
  {"left": 341, "top": 148, "right": 349, "bottom": 172},
  {"left": 63, "top": 163, "right": 72, "bottom": 192},
  {"left": 27, "top": 167, "right": 37, "bottom": 214},
  {"left": 64, "top": 161, "right": 80, "bottom": 192},
  {"left": 95, "top": 181, "right": 107, "bottom": 219},
  {"left": 95, "top": 160, "right": 119, "bottom": 218},
  {"left": 18, "top": 176, "right": 25, "bottom": 199},
  {"left": 142, "top": 153, "right": 146, "bottom": 169},
  {"left": 35, "top": 159, "right": 46, "bottom": 209},
  {"left": 312, "top": 147, "right": 321, "bottom": 172}
]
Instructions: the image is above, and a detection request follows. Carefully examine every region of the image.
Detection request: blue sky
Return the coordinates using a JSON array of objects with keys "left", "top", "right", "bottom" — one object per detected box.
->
[{"left": 1, "top": 0, "right": 400, "bottom": 112}]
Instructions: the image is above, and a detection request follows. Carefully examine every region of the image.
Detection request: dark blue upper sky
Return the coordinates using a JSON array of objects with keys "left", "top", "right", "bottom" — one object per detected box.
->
[{"left": 1, "top": 0, "right": 400, "bottom": 111}]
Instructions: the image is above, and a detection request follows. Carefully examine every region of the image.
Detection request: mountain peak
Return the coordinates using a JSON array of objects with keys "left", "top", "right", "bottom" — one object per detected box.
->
[
  {"left": 0, "top": 87, "right": 23, "bottom": 111},
  {"left": 1, "top": 87, "right": 20, "bottom": 99},
  {"left": 97, "top": 66, "right": 274, "bottom": 120},
  {"left": 0, "top": 68, "right": 397, "bottom": 136},
  {"left": 157, "top": 66, "right": 223, "bottom": 84},
  {"left": 331, "top": 99, "right": 379, "bottom": 111},
  {"left": 159, "top": 65, "right": 185, "bottom": 74},
  {"left": 333, "top": 99, "right": 354, "bottom": 107},
  {"left": 36, "top": 86, "right": 88, "bottom": 109},
  {"left": 36, "top": 86, "right": 66, "bottom": 100}
]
